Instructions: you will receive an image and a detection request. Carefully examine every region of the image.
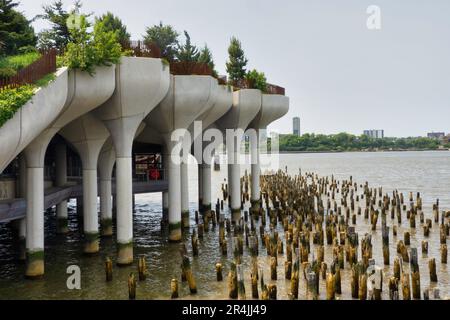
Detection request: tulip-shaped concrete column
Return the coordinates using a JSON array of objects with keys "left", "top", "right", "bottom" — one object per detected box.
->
[
  {"left": 98, "top": 139, "right": 116, "bottom": 236},
  {"left": 55, "top": 143, "right": 69, "bottom": 234},
  {"left": 60, "top": 114, "right": 110, "bottom": 253},
  {"left": 248, "top": 94, "right": 289, "bottom": 213},
  {"left": 216, "top": 89, "right": 262, "bottom": 222},
  {"left": 145, "top": 75, "right": 218, "bottom": 241},
  {"left": 23, "top": 66, "right": 115, "bottom": 278},
  {"left": 95, "top": 57, "right": 170, "bottom": 264},
  {"left": 190, "top": 85, "right": 233, "bottom": 215}
]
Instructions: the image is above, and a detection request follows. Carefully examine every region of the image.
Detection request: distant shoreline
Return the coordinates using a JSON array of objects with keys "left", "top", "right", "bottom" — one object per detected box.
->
[{"left": 277, "top": 149, "right": 450, "bottom": 154}]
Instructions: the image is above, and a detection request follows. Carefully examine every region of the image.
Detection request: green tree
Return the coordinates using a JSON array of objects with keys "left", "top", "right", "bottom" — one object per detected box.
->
[
  {"left": 144, "top": 22, "right": 179, "bottom": 61},
  {"left": 36, "top": 0, "right": 86, "bottom": 50},
  {"left": 175, "top": 31, "right": 199, "bottom": 62},
  {"left": 95, "top": 12, "right": 130, "bottom": 47},
  {"left": 245, "top": 69, "right": 267, "bottom": 92},
  {"left": 0, "top": 0, "right": 37, "bottom": 55},
  {"left": 226, "top": 36, "right": 247, "bottom": 85},
  {"left": 63, "top": 14, "right": 121, "bottom": 75},
  {"left": 198, "top": 44, "right": 217, "bottom": 77}
]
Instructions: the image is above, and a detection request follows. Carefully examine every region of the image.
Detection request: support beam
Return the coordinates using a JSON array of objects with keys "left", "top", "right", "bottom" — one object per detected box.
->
[
  {"left": 202, "top": 163, "right": 212, "bottom": 216},
  {"left": 99, "top": 140, "right": 115, "bottom": 237},
  {"left": 250, "top": 131, "right": 261, "bottom": 213},
  {"left": 55, "top": 143, "right": 68, "bottom": 234},
  {"left": 167, "top": 142, "right": 182, "bottom": 242},
  {"left": 180, "top": 162, "right": 190, "bottom": 228}
]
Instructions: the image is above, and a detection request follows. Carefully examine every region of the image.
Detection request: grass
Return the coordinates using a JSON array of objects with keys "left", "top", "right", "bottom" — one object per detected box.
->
[{"left": 0, "top": 52, "right": 41, "bottom": 78}]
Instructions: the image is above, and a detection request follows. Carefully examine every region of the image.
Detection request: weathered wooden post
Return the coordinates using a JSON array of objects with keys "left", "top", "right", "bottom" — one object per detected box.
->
[
  {"left": 105, "top": 257, "right": 113, "bottom": 282},
  {"left": 326, "top": 272, "right": 335, "bottom": 300},
  {"left": 382, "top": 225, "right": 390, "bottom": 265},
  {"left": 442, "top": 244, "right": 448, "bottom": 264},
  {"left": 182, "top": 255, "right": 197, "bottom": 294},
  {"left": 228, "top": 262, "right": 238, "bottom": 299},
  {"left": 410, "top": 248, "right": 420, "bottom": 299},
  {"left": 216, "top": 263, "right": 223, "bottom": 281},
  {"left": 422, "top": 241, "right": 428, "bottom": 254},
  {"left": 404, "top": 232, "right": 411, "bottom": 246},
  {"left": 171, "top": 278, "right": 179, "bottom": 299},
  {"left": 268, "top": 284, "right": 277, "bottom": 300},
  {"left": 401, "top": 272, "right": 411, "bottom": 300},
  {"left": 351, "top": 263, "right": 360, "bottom": 299},
  {"left": 192, "top": 230, "right": 199, "bottom": 257},
  {"left": 237, "top": 264, "right": 246, "bottom": 300},
  {"left": 138, "top": 255, "right": 147, "bottom": 281},
  {"left": 389, "top": 277, "right": 399, "bottom": 300},
  {"left": 290, "top": 259, "right": 299, "bottom": 299},
  {"left": 128, "top": 273, "right": 136, "bottom": 300},
  {"left": 429, "top": 258, "right": 437, "bottom": 282}
]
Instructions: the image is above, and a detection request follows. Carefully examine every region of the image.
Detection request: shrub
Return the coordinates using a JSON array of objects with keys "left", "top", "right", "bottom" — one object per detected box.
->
[
  {"left": 63, "top": 15, "right": 122, "bottom": 75},
  {"left": 0, "top": 67, "right": 16, "bottom": 78},
  {"left": 245, "top": 69, "right": 267, "bottom": 92},
  {"left": 0, "top": 85, "right": 36, "bottom": 127}
]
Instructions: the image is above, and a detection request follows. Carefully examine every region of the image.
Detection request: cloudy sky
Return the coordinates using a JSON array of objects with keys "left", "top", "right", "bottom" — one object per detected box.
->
[{"left": 17, "top": 0, "right": 450, "bottom": 137}]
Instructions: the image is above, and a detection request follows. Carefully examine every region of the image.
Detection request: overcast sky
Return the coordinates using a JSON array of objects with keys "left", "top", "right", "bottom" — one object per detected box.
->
[{"left": 17, "top": 0, "right": 450, "bottom": 137}]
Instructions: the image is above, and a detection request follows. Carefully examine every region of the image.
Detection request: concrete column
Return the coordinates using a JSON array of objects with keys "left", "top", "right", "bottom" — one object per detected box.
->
[
  {"left": 162, "top": 151, "right": 169, "bottom": 224},
  {"left": 82, "top": 169, "right": 99, "bottom": 253},
  {"left": 198, "top": 163, "right": 203, "bottom": 212},
  {"left": 250, "top": 131, "right": 261, "bottom": 213},
  {"left": 167, "top": 148, "right": 182, "bottom": 242},
  {"left": 99, "top": 179, "right": 112, "bottom": 236},
  {"left": 202, "top": 163, "right": 212, "bottom": 216},
  {"left": 18, "top": 154, "right": 27, "bottom": 261},
  {"left": 99, "top": 141, "right": 115, "bottom": 237},
  {"left": 180, "top": 162, "right": 190, "bottom": 228},
  {"left": 55, "top": 143, "right": 68, "bottom": 234},
  {"left": 228, "top": 144, "right": 241, "bottom": 222},
  {"left": 115, "top": 156, "right": 133, "bottom": 264},
  {"left": 25, "top": 167, "right": 44, "bottom": 278}
]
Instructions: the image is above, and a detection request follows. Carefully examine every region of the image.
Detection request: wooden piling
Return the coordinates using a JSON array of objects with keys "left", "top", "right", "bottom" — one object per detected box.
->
[
  {"left": 105, "top": 257, "right": 113, "bottom": 282},
  {"left": 182, "top": 255, "right": 197, "bottom": 294},
  {"left": 429, "top": 258, "right": 437, "bottom": 282},
  {"left": 228, "top": 262, "right": 238, "bottom": 299},
  {"left": 138, "top": 256, "right": 147, "bottom": 281},
  {"left": 128, "top": 273, "right": 136, "bottom": 300},
  {"left": 171, "top": 278, "right": 179, "bottom": 299},
  {"left": 216, "top": 263, "right": 223, "bottom": 281}
]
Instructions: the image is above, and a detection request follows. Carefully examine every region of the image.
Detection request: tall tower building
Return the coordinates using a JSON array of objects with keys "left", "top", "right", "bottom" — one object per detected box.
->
[{"left": 293, "top": 117, "right": 301, "bottom": 136}]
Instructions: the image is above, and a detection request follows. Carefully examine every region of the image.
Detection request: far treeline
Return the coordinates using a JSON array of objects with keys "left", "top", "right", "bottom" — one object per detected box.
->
[{"left": 279, "top": 132, "right": 449, "bottom": 152}]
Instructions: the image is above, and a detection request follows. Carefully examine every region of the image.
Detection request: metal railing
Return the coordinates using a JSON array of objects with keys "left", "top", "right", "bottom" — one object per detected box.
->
[{"left": 0, "top": 50, "right": 57, "bottom": 91}]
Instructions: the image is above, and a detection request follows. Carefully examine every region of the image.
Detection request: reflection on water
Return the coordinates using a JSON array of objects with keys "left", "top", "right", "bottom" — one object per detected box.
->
[{"left": 0, "top": 151, "right": 449, "bottom": 299}]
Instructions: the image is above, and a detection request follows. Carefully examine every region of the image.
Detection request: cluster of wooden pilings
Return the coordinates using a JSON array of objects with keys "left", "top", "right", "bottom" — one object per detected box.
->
[{"left": 107, "top": 169, "right": 450, "bottom": 300}]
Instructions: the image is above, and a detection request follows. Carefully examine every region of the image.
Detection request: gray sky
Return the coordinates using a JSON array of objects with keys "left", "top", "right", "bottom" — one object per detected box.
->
[{"left": 17, "top": 0, "right": 450, "bottom": 137}]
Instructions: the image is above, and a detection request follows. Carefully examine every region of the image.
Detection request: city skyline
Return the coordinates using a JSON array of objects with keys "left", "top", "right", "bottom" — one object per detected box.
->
[{"left": 17, "top": 0, "right": 450, "bottom": 137}]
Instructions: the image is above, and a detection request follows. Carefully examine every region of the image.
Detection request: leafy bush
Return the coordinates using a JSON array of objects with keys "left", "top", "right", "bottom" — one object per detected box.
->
[
  {"left": 0, "top": 67, "right": 16, "bottom": 78},
  {"left": 245, "top": 69, "right": 267, "bottom": 92},
  {"left": 63, "top": 15, "right": 122, "bottom": 75},
  {"left": 0, "top": 85, "right": 36, "bottom": 127}
]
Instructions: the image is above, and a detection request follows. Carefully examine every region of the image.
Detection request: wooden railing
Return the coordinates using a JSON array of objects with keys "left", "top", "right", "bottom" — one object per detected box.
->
[
  {"left": 0, "top": 50, "right": 57, "bottom": 91},
  {"left": 122, "top": 40, "right": 161, "bottom": 58},
  {"left": 232, "top": 79, "right": 285, "bottom": 95},
  {"left": 169, "top": 61, "right": 212, "bottom": 76}
]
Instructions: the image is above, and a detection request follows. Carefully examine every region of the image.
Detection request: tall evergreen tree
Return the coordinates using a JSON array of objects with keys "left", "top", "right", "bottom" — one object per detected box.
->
[
  {"left": 144, "top": 22, "right": 179, "bottom": 61},
  {"left": 36, "top": 0, "right": 86, "bottom": 50},
  {"left": 198, "top": 44, "right": 217, "bottom": 77},
  {"left": 0, "top": 0, "right": 37, "bottom": 55},
  {"left": 225, "top": 36, "right": 248, "bottom": 85},
  {"left": 95, "top": 12, "right": 130, "bottom": 47},
  {"left": 175, "top": 31, "right": 199, "bottom": 62}
]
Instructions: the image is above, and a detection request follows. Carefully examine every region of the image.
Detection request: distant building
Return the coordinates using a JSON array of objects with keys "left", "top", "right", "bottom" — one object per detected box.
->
[
  {"left": 293, "top": 117, "right": 301, "bottom": 136},
  {"left": 427, "top": 132, "right": 445, "bottom": 139},
  {"left": 363, "top": 129, "right": 384, "bottom": 139}
]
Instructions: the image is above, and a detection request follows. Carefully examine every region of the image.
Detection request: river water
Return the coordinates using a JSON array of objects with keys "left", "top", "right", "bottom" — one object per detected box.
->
[{"left": 0, "top": 151, "right": 449, "bottom": 299}]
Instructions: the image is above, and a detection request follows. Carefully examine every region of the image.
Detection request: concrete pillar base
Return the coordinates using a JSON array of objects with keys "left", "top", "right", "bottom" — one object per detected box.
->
[
  {"left": 169, "top": 222, "right": 182, "bottom": 242},
  {"left": 84, "top": 233, "right": 100, "bottom": 254},
  {"left": 231, "top": 208, "right": 241, "bottom": 223},
  {"left": 56, "top": 217, "right": 69, "bottom": 234},
  {"left": 25, "top": 250, "right": 44, "bottom": 279},
  {"left": 182, "top": 210, "right": 190, "bottom": 228},
  {"left": 101, "top": 218, "right": 113, "bottom": 237},
  {"left": 117, "top": 242, "right": 133, "bottom": 266}
]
